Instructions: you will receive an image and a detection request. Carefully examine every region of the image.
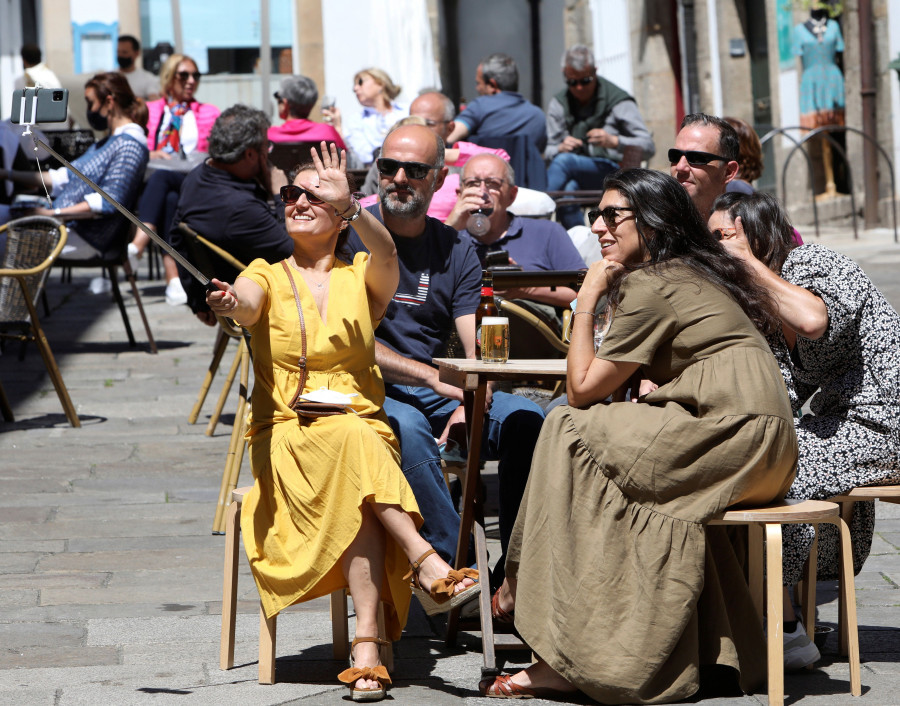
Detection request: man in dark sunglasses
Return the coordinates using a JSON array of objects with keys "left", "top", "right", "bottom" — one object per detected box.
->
[
  {"left": 345, "top": 125, "right": 546, "bottom": 571},
  {"left": 546, "top": 44, "right": 655, "bottom": 229},
  {"left": 669, "top": 113, "right": 740, "bottom": 219}
]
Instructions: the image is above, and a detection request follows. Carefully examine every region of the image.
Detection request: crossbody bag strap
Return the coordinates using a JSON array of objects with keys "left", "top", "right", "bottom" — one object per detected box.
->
[{"left": 281, "top": 260, "right": 308, "bottom": 408}]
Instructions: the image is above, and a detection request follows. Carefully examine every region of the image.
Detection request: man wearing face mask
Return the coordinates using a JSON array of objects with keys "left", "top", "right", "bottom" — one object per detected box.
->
[
  {"left": 116, "top": 35, "right": 160, "bottom": 101},
  {"left": 168, "top": 105, "right": 293, "bottom": 323}
]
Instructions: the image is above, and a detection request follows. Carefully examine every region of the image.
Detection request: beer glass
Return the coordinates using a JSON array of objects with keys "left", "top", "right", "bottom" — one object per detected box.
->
[{"left": 480, "top": 316, "right": 509, "bottom": 363}]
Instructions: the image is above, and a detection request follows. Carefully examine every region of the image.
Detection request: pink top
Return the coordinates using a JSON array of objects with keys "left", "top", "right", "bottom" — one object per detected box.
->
[
  {"left": 146, "top": 99, "right": 221, "bottom": 152},
  {"left": 268, "top": 118, "right": 346, "bottom": 149},
  {"left": 359, "top": 141, "right": 510, "bottom": 221}
]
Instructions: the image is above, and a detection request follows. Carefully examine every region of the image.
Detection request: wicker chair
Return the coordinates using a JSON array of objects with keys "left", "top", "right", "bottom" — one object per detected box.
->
[{"left": 0, "top": 216, "right": 80, "bottom": 427}]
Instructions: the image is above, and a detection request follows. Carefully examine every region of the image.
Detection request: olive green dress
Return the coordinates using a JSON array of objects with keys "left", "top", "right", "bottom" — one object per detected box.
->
[{"left": 506, "top": 264, "right": 798, "bottom": 704}]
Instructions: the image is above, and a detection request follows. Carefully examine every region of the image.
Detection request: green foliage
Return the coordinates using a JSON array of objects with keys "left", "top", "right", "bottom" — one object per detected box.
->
[{"left": 792, "top": 0, "right": 844, "bottom": 18}]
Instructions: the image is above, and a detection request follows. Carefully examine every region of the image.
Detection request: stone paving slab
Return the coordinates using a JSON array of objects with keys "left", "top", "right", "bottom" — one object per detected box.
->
[{"left": 2, "top": 235, "right": 900, "bottom": 704}]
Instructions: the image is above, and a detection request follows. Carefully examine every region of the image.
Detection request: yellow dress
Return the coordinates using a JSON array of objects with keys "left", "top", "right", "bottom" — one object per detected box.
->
[{"left": 238, "top": 253, "right": 422, "bottom": 640}]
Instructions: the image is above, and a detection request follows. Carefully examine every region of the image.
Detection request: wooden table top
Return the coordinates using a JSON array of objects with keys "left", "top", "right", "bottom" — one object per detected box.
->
[{"left": 433, "top": 358, "right": 567, "bottom": 390}]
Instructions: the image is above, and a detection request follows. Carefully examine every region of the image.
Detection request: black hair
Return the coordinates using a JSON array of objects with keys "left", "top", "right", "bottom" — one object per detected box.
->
[
  {"left": 712, "top": 191, "right": 796, "bottom": 274},
  {"left": 20, "top": 44, "right": 41, "bottom": 66},
  {"left": 603, "top": 168, "right": 780, "bottom": 334},
  {"left": 680, "top": 113, "right": 740, "bottom": 162},
  {"left": 118, "top": 35, "right": 141, "bottom": 52}
]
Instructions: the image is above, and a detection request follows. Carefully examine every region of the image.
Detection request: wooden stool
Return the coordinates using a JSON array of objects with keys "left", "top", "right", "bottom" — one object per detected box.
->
[
  {"left": 220, "top": 487, "right": 393, "bottom": 684},
  {"left": 708, "top": 498, "right": 861, "bottom": 706},
  {"left": 797, "top": 486, "right": 900, "bottom": 660}
]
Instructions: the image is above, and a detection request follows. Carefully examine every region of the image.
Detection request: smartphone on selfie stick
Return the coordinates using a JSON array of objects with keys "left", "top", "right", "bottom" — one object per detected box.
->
[{"left": 9, "top": 87, "right": 217, "bottom": 292}]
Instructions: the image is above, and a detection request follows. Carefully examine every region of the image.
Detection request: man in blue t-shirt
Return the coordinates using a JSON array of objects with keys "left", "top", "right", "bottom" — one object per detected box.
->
[
  {"left": 446, "top": 53, "right": 547, "bottom": 153},
  {"left": 346, "top": 125, "right": 545, "bottom": 582},
  {"left": 450, "top": 153, "right": 585, "bottom": 312}
]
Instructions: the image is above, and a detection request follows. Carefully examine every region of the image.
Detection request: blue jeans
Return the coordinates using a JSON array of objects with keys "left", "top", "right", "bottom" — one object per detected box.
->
[
  {"left": 383, "top": 385, "right": 545, "bottom": 584},
  {"left": 548, "top": 152, "right": 620, "bottom": 229}
]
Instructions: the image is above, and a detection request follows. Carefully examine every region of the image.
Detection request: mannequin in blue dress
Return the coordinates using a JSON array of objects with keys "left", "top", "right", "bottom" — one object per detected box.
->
[{"left": 793, "top": 6, "right": 845, "bottom": 199}]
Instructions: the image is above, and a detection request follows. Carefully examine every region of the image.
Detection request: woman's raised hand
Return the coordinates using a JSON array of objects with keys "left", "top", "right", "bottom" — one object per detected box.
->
[
  {"left": 718, "top": 216, "right": 756, "bottom": 264},
  {"left": 304, "top": 141, "right": 352, "bottom": 214},
  {"left": 579, "top": 258, "right": 623, "bottom": 309},
  {"left": 206, "top": 278, "right": 238, "bottom": 315}
]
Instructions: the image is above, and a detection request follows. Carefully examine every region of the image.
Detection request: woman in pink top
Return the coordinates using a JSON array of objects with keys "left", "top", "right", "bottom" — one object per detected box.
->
[
  {"left": 269, "top": 75, "right": 345, "bottom": 148},
  {"left": 145, "top": 54, "right": 219, "bottom": 158}
]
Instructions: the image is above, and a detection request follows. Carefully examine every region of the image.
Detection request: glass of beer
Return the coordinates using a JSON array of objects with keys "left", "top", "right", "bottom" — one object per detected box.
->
[{"left": 481, "top": 316, "right": 509, "bottom": 363}]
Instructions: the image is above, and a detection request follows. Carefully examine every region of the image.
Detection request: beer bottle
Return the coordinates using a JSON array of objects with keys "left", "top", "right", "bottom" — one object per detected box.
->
[{"left": 475, "top": 270, "right": 498, "bottom": 359}]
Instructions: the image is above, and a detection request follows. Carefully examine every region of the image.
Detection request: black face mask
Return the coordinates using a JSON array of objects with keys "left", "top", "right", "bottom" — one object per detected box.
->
[
  {"left": 117, "top": 55, "right": 134, "bottom": 70},
  {"left": 86, "top": 108, "right": 108, "bottom": 132}
]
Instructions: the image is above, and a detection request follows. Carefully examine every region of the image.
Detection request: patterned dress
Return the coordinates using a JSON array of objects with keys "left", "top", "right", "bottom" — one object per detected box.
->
[
  {"left": 794, "top": 20, "right": 845, "bottom": 127},
  {"left": 771, "top": 244, "right": 900, "bottom": 585}
]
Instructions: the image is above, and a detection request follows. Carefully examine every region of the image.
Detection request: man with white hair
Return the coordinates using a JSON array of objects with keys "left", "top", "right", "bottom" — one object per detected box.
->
[{"left": 546, "top": 44, "right": 655, "bottom": 228}]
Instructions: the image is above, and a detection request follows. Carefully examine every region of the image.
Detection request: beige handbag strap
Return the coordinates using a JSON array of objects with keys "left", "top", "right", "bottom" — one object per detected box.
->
[{"left": 281, "top": 260, "right": 307, "bottom": 409}]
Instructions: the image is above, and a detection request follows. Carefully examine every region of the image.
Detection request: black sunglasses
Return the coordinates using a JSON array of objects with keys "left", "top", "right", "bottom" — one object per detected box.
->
[
  {"left": 280, "top": 184, "right": 324, "bottom": 206},
  {"left": 565, "top": 76, "right": 595, "bottom": 87},
  {"left": 667, "top": 148, "right": 728, "bottom": 166},
  {"left": 376, "top": 158, "right": 436, "bottom": 180},
  {"left": 176, "top": 70, "right": 201, "bottom": 82},
  {"left": 273, "top": 91, "right": 282, "bottom": 101},
  {"left": 588, "top": 206, "right": 635, "bottom": 229},
  {"left": 711, "top": 227, "right": 736, "bottom": 241}
]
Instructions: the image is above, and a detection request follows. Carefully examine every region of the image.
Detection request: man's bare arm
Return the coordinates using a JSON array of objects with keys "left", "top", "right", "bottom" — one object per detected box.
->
[{"left": 375, "top": 342, "right": 464, "bottom": 401}]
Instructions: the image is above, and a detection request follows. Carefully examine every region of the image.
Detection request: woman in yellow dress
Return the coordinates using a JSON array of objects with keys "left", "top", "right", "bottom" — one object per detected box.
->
[{"left": 206, "top": 143, "right": 478, "bottom": 701}]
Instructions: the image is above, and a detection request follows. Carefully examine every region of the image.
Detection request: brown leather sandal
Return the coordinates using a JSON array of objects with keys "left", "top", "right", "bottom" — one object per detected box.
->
[
  {"left": 479, "top": 674, "right": 576, "bottom": 699},
  {"left": 337, "top": 636, "right": 392, "bottom": 702},
  {"left": 403, "top": 548, "right": 479, "bottom": 616},
  {"left": 491, "top": 586, "right": 515, "bottom": 624}
]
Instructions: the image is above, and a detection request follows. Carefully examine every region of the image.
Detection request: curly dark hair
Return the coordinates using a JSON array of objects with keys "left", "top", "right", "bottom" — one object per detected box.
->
[
  {"left": 603, "top": 168, "right": 780, "bottom": 334},
  {"left": 723, "top": 116, "right": 763, "bottom": 182},
  {"left": 286, "top": 158, "right": 359, "bottom": 263},
  {"left": 712, "top": 191, "right": 796, "bottom": 274}
]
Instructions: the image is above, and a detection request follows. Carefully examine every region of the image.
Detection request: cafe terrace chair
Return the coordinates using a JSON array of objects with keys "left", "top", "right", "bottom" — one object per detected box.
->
[
  {"left": 707, "top": 498, "right": 861, "bottom": 706},
  {"left": 220, "top": 486, "right": 393, "bottom": 684},
  {"left": 269, "top": 141, "right": 319, "bottom": 181},
  {"left": 0, "top": 216, "right": 80, "bottom": 427},
  {"left": 56, "top": 217, "right": 158, "bottom": 354},
  {"left": 174, "top": 222, "right": 250, "bottom": 437}
]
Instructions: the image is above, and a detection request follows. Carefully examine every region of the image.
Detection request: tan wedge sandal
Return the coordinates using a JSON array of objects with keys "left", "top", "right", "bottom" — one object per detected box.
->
[
  {"left": 337, "top": 636, "right": 392, "bottom": 702},
  {"left": 404, "top": 548, "right": 480, "bottom": 616}
]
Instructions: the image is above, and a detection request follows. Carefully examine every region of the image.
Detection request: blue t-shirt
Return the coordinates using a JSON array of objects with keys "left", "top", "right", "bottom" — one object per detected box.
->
[
  {"left": 346, "top": 205, "right": 482, "bottom": 365},
  {"left": 456, "top": 92, "right": 547, "bottom": 152},
  {"left": 461, "top": 215, "right": 587, "bottom": 271}
]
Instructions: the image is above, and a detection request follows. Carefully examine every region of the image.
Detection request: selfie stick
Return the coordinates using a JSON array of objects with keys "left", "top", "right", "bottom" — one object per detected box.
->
[{"left": 25, "top": 131, "right": 216, "bottom": 292}]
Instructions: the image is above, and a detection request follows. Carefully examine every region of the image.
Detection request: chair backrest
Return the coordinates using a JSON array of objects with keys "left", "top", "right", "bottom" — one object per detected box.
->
[
  {"left": 42, "top": 129, "right": 96, "bottom": 167},
  {"left": 498, "top": 298, "right": 568, "bottom": 359},
  {"left": 0, "top": 216, "right": 67, "bottom": 325},
  {"left": 269, "top": 142, "right": 319, "bottom": 179},
  {"left": 469, "top": 134, "right": 547, "bottom": 190},
  {"left": 174, "top": 222, "right": 248, "bottom": 336}
]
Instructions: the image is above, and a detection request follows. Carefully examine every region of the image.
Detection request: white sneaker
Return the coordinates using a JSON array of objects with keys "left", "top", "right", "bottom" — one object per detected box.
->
[
  {"left": 165, "top": 277, "right": 187, "bottom": 306},
  {"left": 127, "top": 242, "right": 140, "bottom": 274},
  {"left": 89, "top": 276, "right": 111, "bottom": 295},
  {"left": 783, "top": 621, "right": 820, "bottom": 670}
]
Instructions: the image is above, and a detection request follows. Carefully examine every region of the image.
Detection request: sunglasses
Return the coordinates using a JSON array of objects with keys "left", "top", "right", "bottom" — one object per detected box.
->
[
  {"left": 176, "top": 71, "right": 201, "bottom": 83},
  {"left": 280, "top": 185, "right": 324, "bottom": 206},
  {"left": 376, "top": 158, "right": 436, "bottom": 180},
  {"left": 462, "top": 177, "right": 505, "bottom": 191},
  {"left": 711, "top": 227, "right": 737, "bottom": 241},
  {"left": 667, "top": 148, "right": 728, "bottom": 166},
  {"left": 273, "top": 91, "right": 282, "bottom": 101},
  {"left": 588, "top": 206, "right": 635, "bottom": 229},
  {"left": 565, "top": 76, "right": 596, "bottom": 87}
]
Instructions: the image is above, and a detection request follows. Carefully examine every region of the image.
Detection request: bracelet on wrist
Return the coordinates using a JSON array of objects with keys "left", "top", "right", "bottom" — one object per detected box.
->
[
  {"left": 341, "top": 198, "right": 362, "bottom": 222},
  {"left": 573, "top": 310, "right": 596, "bottom": 318},
  {"left": 336, "top": 197, "right": 360, "bottom": 219}
]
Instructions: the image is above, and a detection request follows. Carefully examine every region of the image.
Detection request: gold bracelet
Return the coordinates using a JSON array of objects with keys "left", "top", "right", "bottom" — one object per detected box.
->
[{"left": 573, "top": 310, "right": 595, "bottom": 318}]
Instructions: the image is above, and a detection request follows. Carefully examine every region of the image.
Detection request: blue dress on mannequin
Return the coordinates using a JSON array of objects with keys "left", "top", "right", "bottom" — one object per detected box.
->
[{"left": 794, "top": 19, "right": 845, "bottom": 124}]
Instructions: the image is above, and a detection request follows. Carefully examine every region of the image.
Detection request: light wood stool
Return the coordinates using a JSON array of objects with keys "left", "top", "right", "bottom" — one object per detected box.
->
[
  {"left": 708, "top": 498, "right": 861, "bottom": 706},
  {"left": 220, "top": 486, "right": 393, "bottom": 684}
]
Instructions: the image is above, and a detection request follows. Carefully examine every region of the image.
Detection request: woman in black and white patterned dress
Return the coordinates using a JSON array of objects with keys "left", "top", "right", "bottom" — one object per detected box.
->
[{"left": 711, "top": 191, "right": 900, "bottom": 665}]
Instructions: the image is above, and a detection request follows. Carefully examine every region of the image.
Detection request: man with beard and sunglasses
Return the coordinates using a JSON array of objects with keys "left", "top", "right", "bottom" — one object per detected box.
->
[
  {"left": 346, "top": 124, "right": 545, "bottom": 583},
  {"left": 169, "top": 105, "right": 293, "bottom": 322},
  {"left": 669, "top": 113, "right": 740, "bottom": 220},
  {"left": 546, "top": 45, "right": 655, "bottom": 229}
]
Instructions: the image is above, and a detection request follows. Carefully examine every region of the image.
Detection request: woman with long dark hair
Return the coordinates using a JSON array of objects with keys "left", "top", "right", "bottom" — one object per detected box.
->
[
  {"left": 481, "top": 169, "right": 798, "bottom": 702},
  {"left": 711, "top": 190, "right": 900, "bottom": 669}
]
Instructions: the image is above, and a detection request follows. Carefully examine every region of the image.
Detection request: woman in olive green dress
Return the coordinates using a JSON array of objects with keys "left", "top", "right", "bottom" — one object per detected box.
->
[{"left": 481, "top": 169, "right": 798, "bottom": 703}]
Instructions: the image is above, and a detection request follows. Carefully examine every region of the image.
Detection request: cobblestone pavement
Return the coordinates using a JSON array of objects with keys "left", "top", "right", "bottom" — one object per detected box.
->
[{"left": 2, "top": 227, "right": 900, "bottom": 705}]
